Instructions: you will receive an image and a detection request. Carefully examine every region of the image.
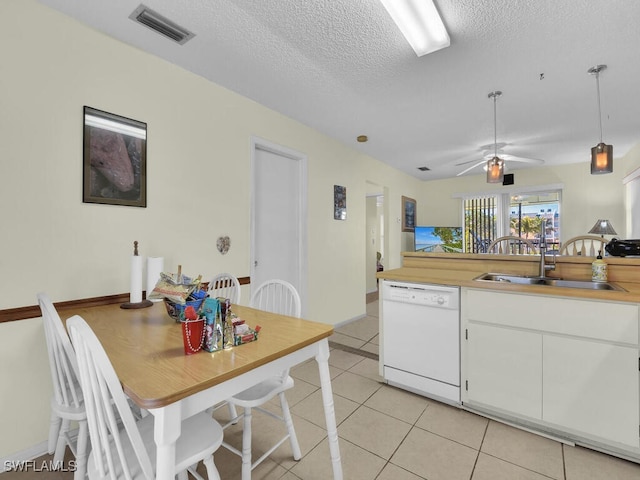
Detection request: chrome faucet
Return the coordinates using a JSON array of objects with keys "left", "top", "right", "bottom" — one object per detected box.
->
[{"left": 539, "top": 222, "right": 556, "bottom": 277}]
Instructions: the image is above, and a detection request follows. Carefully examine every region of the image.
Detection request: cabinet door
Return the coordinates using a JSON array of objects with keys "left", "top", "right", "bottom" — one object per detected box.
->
[
  {"left": 543, "top": 336, "right": 640, "bottom": 448},
  {"left": 466, "top": 323, "right": 542, "bottom": 419}
]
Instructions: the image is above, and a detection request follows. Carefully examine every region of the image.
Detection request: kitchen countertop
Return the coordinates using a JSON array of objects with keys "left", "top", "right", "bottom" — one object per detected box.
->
[{"left": 378, "top": 264, "right": 640, "bottom": 304}]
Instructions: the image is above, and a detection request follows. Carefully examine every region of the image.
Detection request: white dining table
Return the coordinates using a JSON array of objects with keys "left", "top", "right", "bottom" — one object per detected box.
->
[{"left": 62, "top": 302, "right": 343, "bottom": 480}]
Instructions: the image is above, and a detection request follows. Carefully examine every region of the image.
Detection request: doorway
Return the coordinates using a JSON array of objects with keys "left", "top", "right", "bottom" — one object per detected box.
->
[
  {"left": 250, "top": 137, "right": 308, "bottom": 314},
  {"left": 365, "top": 182, "right": 385, "bottom": 297}
]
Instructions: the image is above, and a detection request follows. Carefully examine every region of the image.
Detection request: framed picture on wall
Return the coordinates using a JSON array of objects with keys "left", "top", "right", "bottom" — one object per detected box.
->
[
  {"left": 334, "top": 185, "right": 347, "bottom": 220},
  {"left": 402, "top": 196, "right": 416, "bottom": 232},
  {"left": 83, "top": 106, "right": 147, "bottom": 207}
]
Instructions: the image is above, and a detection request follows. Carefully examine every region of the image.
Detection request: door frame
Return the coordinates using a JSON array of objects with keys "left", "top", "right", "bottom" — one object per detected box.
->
[{"left": 250, "top": 136, "right": 308, "bottom": 315}]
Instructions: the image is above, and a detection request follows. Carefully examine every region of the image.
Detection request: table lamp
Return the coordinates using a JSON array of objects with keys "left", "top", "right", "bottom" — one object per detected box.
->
[{"left": 588, "top": 219, "right": 617, "bottom": 238}]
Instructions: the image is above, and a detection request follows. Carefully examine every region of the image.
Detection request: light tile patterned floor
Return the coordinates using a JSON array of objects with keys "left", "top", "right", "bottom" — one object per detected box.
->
[{"left": 11, "top": 298, "right": 640, "bottom": 480}]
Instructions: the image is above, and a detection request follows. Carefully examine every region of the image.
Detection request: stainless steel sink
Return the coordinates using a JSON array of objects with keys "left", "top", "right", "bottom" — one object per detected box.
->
[{"left": 474, "top": 273, "right": 626, "bottom": 291}]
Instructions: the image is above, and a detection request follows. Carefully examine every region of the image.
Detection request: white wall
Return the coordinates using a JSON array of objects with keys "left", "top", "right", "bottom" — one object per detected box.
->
[
  {"left": 0, "top": 0, "right": 424, "bottom": 458},
  {"left": 623, "top": 144, "right": 640, "bottom": 238}
]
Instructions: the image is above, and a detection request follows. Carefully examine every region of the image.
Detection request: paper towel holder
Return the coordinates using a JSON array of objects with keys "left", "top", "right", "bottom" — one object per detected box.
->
[{"left": 121, "top": 241, "right": 153, "bottom": 309}]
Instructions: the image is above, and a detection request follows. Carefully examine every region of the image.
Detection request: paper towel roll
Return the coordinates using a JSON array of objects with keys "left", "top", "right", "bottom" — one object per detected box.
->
[
  {"left": 130, "top": 255, "right": 143, "bottom": 304},
  {"left": 146, "top": 257, "right": 164, "bottom": 302}
]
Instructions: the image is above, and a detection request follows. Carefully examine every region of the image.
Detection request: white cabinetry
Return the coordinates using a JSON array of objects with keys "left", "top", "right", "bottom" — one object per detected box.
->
[
  {"left": 467, "top": 323, "right": 541, "bottom": 419},
  {"left": 463, "top": 288, "right": 640, "bottom": 453},
  {"left": 543, "top": 335, "right": 639, "bottom": 447}
]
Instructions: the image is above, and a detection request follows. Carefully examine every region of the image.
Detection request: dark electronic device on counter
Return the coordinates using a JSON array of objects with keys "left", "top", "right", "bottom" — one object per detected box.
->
[{"left": 605, "top": 238, "right": 640, "bottom": 257}]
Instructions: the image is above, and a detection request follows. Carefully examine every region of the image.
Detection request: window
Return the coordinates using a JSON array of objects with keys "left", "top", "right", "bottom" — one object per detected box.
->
[
  {"left": 510, "top": 191, "right": 561, "bottom": 252},
  {"left": 463, "top": 196, "right": 498, "bottom": 253},
  {"left": 461, "top": 187, "right": 562, "bottom": 253}
]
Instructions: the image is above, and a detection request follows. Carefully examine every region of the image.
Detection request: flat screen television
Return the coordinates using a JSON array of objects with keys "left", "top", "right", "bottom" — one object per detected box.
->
[{"left": 414, "top": 226, "right": 463, "bottom": 253}]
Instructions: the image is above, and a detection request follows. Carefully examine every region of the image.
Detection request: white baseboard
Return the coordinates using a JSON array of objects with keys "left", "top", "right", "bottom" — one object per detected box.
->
[
  {"left": 332, "top": 312, "right": 367, "bottom": 329},
  {"left": 0, "top": 441, "right": 49, "bottom": 473}
]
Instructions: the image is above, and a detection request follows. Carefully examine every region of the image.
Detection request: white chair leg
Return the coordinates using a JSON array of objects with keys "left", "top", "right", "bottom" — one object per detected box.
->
[
  {"left": 203, "top": 455, "right": 221, "bottom": 480},
  {"left": 53, "top": 419, "right": 70, "bottom": 463},
  {"left": 279, "top": 392, "right": 301, "bottom": 460},
  {"left": 48, "top": 412, "right": 61, "bottom": 454},
  {"left": 73, "top": 420, "right": 89, "bottom": 480},
  {"left": 228, "top": 402, "right": 238, "bottom": 424},
  {"left": 241, "top": 407, "right": 253, "bottom": 480}
]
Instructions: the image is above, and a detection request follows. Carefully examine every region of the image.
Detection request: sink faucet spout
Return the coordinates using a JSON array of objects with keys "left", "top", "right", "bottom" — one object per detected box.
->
[{"left": 539, "top": 221, "right": 556, "bottom": 277}]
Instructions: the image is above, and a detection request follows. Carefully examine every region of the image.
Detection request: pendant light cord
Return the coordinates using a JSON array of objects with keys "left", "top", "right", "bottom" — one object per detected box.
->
[
  {"left": 493, "top": 94, "right": 498, "bottom": 157},
  {"left": 595, "top": 71, "right": 603, "bottom": 144}
]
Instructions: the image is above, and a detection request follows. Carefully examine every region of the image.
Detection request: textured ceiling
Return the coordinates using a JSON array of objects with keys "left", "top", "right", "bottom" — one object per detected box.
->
[{"left": 37, "top": 0, "right": 640, "bottom": 180}]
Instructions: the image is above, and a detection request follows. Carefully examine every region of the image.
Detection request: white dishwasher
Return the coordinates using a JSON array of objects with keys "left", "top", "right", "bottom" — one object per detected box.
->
[{"left": 381, "top": 280, "right": 461, "bottom": 405}]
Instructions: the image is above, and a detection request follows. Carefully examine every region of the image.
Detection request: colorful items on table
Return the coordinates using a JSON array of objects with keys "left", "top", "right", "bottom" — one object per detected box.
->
[
  {"left": 181, "top": 305, "right": 205, "bottom": 355},
  {"left": 202, "top": 298, "right": 223, "bottom": 353}
]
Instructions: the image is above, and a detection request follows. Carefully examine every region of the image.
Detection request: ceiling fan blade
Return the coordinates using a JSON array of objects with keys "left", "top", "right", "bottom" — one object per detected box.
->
[
  {"left": 501, "top": 154, "right": 544, "bottom": 164},
  {"left": 457, "top": 160, "right": 486, "bottom": 176},
  {"left": 455, "top": 157, "right": 483, "bottom": 167}
]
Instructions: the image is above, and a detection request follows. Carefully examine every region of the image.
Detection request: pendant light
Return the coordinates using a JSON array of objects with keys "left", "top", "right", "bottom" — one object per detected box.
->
[
  {"left": 588, "top": 65, "right": 613, "bottom": 174},
  {"left": 487, "top": 91, "right": 504, "bottom": 183}
]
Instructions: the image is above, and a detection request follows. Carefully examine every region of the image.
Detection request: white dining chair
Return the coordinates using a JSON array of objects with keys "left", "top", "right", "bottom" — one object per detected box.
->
[
  {"left": 66, "top": 315, "right": 224, "bottom": 480},
  {"left": 560, "top": 235, "right": 607, "bottom": 256},
  {"left": 37, "top": 292, "right": 89, "bottom": 480},
  {"left": 209, "top": 273, "right": 241, "bottom": 304},
  {"left": 487, "top": 235, "right": 538, "bottom": 255},
  {"left": 221, "top": 279, "right": 302, "bottom": 480}
]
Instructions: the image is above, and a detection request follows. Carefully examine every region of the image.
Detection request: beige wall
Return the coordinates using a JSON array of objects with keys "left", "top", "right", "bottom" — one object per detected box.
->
[
  {"left": 365, "top": 196, "right": 379, "bottom": 293},
  {"left": 0, "top": 1, "right": 424, "bottom": 458},
  {"left": 416, "top": 156, "right": 636, "bottom": 242}
]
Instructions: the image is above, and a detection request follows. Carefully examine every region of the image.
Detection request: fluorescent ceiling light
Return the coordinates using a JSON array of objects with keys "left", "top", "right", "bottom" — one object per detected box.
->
[{"left": 380, "top": 0, "right": 450, "bottom": 56}]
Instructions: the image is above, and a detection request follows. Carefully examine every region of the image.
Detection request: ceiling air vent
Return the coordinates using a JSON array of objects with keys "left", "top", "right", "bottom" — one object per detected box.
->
[
  {"left": 129, "top": 4, "right": 195, "bottom": 45},
  {"left": 417, "top": 166, "right": 431, "bottom": 171}
]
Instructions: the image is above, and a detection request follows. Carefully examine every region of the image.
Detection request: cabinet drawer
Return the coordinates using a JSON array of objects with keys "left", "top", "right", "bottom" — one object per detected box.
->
[{"left": 466, "top": 289, "right": 639, "bottom": 345}]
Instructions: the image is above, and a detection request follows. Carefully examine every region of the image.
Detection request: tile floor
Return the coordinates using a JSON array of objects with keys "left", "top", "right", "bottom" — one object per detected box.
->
[{"left": 9, "top": 296, "right": 640, "bottom": 480}]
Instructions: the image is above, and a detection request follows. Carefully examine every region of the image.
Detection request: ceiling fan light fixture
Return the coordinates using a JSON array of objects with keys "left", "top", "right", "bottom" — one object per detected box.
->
[
  {"left": 588, "top": 65, "right": 613, "bottom": 174},
  {"left": 379, "top": 0, "right": 450, "bottom": 57},
  {"left": 486, "top": 156, "right": 504, "bottom": 183}
]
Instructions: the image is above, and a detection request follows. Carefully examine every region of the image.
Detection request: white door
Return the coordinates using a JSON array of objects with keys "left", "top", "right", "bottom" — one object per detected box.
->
[{"left": 251, "top": 138, "right": 307, "bottom": 312}]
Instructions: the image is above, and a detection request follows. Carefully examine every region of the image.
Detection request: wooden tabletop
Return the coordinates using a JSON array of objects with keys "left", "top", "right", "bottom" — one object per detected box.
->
[{"left": 60, "top": 302, "right": 333, "bottom": 409}]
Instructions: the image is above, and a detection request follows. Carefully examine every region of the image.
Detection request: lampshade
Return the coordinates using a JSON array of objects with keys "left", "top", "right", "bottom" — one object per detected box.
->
[
  {"left": 588, "top": 65, "right": 613, "bottom": 174},
  {"left": 588, "top": 219, "right": 617, "bottom": 236},
  {"left": 486, "top": 157, "right": 504, "bottom": 183},
  {"left": 591, "top": 143, "right": 613, "bottom": 174}
]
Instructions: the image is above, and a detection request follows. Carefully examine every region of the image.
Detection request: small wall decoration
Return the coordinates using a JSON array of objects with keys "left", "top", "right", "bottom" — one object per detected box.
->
[
  {"left": 83, "top": 106, "right": 147, "bottom": 207},
  {"left": 334, "top": 185, "right": 347, "bottom": 220},
  {"left": 216, "top": 236, "right": 231, "bottom": 254},
  {"left": 402, "top": 196, "right": 416, "bottom": 232}
]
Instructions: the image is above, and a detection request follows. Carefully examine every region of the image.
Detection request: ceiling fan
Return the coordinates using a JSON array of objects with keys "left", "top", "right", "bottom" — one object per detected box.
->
[
  {"left": 455, "top": 145, "right": 544, "bottom": 177},
  {"left": 455, "top": 91, "right": 544, "bottom": 178}
]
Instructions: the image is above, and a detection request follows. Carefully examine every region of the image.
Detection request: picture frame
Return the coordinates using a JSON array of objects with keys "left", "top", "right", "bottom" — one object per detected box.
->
[
  {"left": 83, "top": 106, "right": 147, "bottom": 207},
  {"left": 402, "top": 196, "right": 416, "bottom": 232},
  {"left": 334, "top": 185, "right": 346, "bottom": 220}
]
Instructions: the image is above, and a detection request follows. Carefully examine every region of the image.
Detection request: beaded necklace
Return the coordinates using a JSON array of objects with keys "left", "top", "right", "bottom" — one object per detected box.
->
[{"left": 183, "top": 319, "right": 206, "bottom": 353}]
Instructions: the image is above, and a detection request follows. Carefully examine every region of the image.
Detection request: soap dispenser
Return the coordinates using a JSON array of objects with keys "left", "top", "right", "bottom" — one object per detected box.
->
[{"left": 592, "top": 250, "right": 607, "bottom": 282}]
